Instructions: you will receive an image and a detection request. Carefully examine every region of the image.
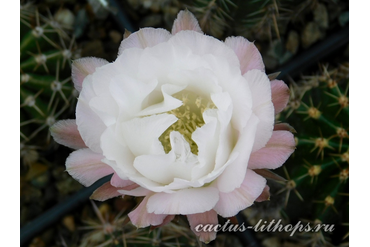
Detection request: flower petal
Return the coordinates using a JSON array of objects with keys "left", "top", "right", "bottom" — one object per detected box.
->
[
  {"left": 133, "top": 131, "right": 198, "bottom": 184},
  {"left": 225, "top": 36, "right": 265, "bottom": 74},
  {"left": 110, "top": 173, "right": 135, "bottom": 188},
  {"left": 76, "top": 75, "right": 107, "bottom": 153},
  {"left": 244, "top": 69, "right": 274, "bottom": 152},
  {"left": 50, "top": 119, "right": 87, "bottom": 149},
  {"left": 121, "top": 114, "right": 178, "bottom": 156},
  {"left": 271, "top": 79, "right": 290, "bottom": 114},
  {"left": 90, "top": 181, "right": 123, "bottom": 201},
  {"left": 146, "top": 186, "right": 219, "bottom": 215},
  {"left": 100, "top": 126, "right": 136, "bottom": 178},
  {"left": 187, "top": 210, "right": 218, "bottom": 244},
  {"left": 109, "top": 74, "right": 158, "bottom": 121},
  {"left": 255, "top": 185, "right": 270, "bottom": 202},
  {"left": 118, "top": 28, "right": 172, "bottom": 56},
  {"left": 136, "top": 84, "right": 185, "bottom": 117},
  {"left": 72, "top": 57, "right": 109, "bottom": 92},
  {"left": 66, "top": 148, "right": 114, "bottom": 187},
  {"left": 216, "top": 114, "right": 259, "bottom": 193},
  {"left": 172, "top": 10, "right": 202, "bottom": 34},
  {"left": 128, "top": 196, "right": 171, "bottom": 228},
  {"left": 248, "top": 130, "right": 296, "bottom": 170},
  {"left": 191, "top": 111, "right": 219, "bottom": 179},
  {"left": 214, "top": 169, "right": 266, "bottom": 217},
  {"left": 169, "top": 30, "right": 240, "bottom": 69}
]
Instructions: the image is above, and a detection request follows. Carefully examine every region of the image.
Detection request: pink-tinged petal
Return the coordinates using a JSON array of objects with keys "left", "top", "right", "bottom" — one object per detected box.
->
[
  {"left": 271, "top": 79, "right": 290, "bottom": 114},
  {"left": 274, "top": 122, "right": 296, "bottom": 132},
  {"left": 66, "top": 148, "right": 114, "bottom": 187},
  {"left": 146, "top": 186, "right": 219, "bottom": 215},
  {"left": 253, "top": 169, "right": 286, "bottom": 182},
  {"left": 158, "top": 215, "right": 175, "bottom": 227},
  {"left": 110, "top": 173, "right": 135, "bottom": 188},
  {"left": 50, "top": 119, "right": 87, "bottom": 149},
  {"left": 118, "top": 28, "right": 172, "bottom": 56},
  {"left": 171, "top": 10, "right": 202, "bottom": 34},
  {"left": 90, "top": 181, "right": 123, "bottom": 201},
  {"left": 128, "top": 196, "right": 171, "bottom": 228},
  {"left": 225, "top": 36, "right": 265, "bottom": 74},
  {"left": 118, "top": 186, "right": 150, "bottom": 197},
  {"left": 187, "top": 210, "right": 218, "bottom": 244},
  {"left": 214, "top": 169, "right": 266, "bottom": 218},
  {"left": 255, "top": 185, "right": 270, "bottom": 202},
  {"left": 248, "top": 130, "right": 296, "bottom": 170},
  {"left": 91, "top": 180, "right": 142, "bottom": 201},
  {"left": 71, "top": 57, "right": 109, "bottom": 92}
]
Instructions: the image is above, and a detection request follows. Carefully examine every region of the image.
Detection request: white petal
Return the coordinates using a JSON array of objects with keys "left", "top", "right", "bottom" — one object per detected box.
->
[
  {"left": 169, "top": 31, "right": 240, "bottom": 69},
  {"left": 121, "top": 114, "right": 178, "bottom": 156},
  {"left": 118, "top": 28, "right": 172, "bottom": 55},
  {"left": 89, "top": 92, "right": 118, "bottom": 126},
  {"left": 76, "top": 75, "right": 106, "bottom": 153},
  {"left": 201, "top": 54, "right": 253, "bottom": 131},
  {"left": 244, "top": 69, "right": 274, "bottom": 151},
  {"left": 146, "top": 186, "right": 219, "bottom": 215},
  {"left": 191, "top": 112, "right": 218, "bottom": 180},
  {"left": 134, "top": 131, "right": 198, "bottom": 184},
  {"left": 100, "top": 126, "right": 136, "bottom": 178},
  {"left": 109, "top": 73, "right": 158, "bottom": 121},
  {"left": 216, "top": 114, "right": 259, "bottom": 193},
  {"left": 134, "top": 152, "right": 177, "bottom": 185},
  {"left": 210, "top": 92, "right": 234, "bottom": 169},
  {"left": 136, "top": 84, "right": 185, "bottom": 117}
]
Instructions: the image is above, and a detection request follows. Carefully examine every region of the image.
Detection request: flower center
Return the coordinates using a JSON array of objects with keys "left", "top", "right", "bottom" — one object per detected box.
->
[{"left": 158, "top": 91, "right": 215, "bottom": 155}]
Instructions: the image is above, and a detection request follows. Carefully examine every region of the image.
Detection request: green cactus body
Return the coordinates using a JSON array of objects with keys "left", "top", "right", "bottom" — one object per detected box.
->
[
  {"left": 20, "top": 3, "right": 78, "bottom": 150},
  {"left": 278, "top": 63, "right": 349, "bottom": 246}
]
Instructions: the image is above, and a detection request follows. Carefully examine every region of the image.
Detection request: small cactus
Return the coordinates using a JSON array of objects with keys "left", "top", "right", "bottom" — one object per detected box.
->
[
  {"left": 277, "top": 62, "right": 349, "bottom": 246},
  {"left": 20, "top": 2, "right": 79, "bottom": 155}
]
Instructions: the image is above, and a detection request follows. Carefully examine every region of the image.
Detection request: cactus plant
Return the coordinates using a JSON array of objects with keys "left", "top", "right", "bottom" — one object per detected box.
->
[
  {"left": 276, "top": 62, "right": 349, "bottom": 246},
  {"left": 20, "top": 2, "right": 79, "bottom": 155},
  {"left": 54, "top": 198, "right": 209, "bottom": 247}
]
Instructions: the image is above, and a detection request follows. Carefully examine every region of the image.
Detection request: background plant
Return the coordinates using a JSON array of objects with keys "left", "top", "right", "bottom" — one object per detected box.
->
[{"left": 20, "top": 1, "right": 83, "bottom": 227}]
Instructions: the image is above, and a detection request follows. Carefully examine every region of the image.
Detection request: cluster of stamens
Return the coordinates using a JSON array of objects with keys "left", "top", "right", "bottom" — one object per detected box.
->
[{"left": 158, "top": 91, "right": 216, "bottom": 155}]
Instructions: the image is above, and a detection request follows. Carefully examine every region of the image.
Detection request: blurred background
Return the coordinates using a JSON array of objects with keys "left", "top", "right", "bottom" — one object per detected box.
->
[{"left": 20, "top": 0, "right": 349, "bottom": 246}]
